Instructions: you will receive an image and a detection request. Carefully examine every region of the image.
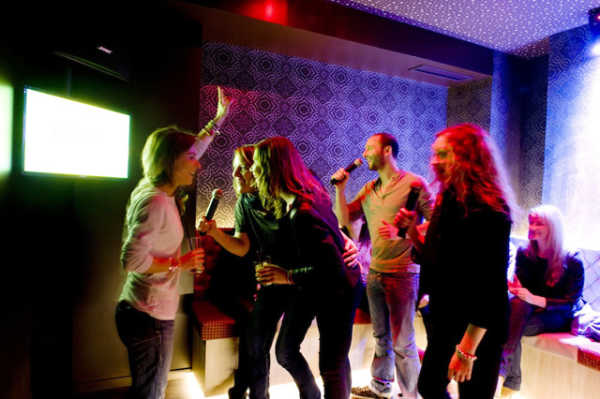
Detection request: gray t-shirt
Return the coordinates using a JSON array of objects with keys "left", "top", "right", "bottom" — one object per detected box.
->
[{"left": 348, "top": 171, "right": 433, "bottom": 273}]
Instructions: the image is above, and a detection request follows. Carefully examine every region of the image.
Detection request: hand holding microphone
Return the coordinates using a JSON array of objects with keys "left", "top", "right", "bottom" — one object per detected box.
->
[
  {"left": 197, "top": 188, "right": 223, "bottom": 236},
  {"left": 330, "top": 158, "right": 363, "bottom": 186},
  {"left": 395, "top": 181, "right": 422, "bottom": 238}
]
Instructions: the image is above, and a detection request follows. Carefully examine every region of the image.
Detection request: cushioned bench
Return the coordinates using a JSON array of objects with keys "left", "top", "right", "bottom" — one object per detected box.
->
[{"left": 504, "top": 240, "right": 600, "bottom": 399}]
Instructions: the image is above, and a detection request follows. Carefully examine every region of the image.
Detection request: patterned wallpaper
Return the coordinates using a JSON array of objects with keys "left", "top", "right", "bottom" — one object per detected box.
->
[
  {"left": 447, "top": 78, "right": 492, "bottom": 131},
  {"left": 519, "top": 55, "right": 548, "bottom": 217},
  {"left": 544, "top": 24, "right": 600, "bottom": 251},
  {"left": 195, "top": 42, "right": 447, "bottom": 226}
]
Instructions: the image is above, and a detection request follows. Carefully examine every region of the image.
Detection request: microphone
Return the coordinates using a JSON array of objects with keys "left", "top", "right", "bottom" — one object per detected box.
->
[
  {"left": 330, "top": 158, "right": 363, "bottom": 185},
  {"left": 199, "top": 188, "right": 223, "bottom": 235},
  {"left": 398, "top": 181, "right": 422, "bottom": 239}
]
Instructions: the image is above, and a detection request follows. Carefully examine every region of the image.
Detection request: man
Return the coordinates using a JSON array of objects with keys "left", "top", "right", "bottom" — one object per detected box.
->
[
  {"left": 396, "top": 124, "right": 514, "bottom": 399},
  {"left": 332, "top": 133, "right": 433, "bottom": 399}
]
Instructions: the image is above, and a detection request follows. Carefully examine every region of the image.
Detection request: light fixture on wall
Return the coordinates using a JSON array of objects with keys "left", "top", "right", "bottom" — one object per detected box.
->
[{"left": 590, "top": 7, "right": 600, "bottom": 56}]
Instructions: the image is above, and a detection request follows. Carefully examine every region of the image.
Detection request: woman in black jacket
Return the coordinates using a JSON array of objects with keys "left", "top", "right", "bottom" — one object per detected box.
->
[{"left": 252, "top": 136, "right": 360, "bottom": 399}]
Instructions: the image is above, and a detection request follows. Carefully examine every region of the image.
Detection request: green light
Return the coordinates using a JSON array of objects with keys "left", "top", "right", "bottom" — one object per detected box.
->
[
  {"left": 0, "top": 79, "right": 13, "bottom": 177},
  {"left": 24, "top": 88, "right": 130, "bottom": 178}
]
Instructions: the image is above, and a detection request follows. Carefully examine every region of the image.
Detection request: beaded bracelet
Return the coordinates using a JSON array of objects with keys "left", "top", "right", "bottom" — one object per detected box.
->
[
  {"left": 168, "top": 257, "right": 180, "bottom": 272},
  {"left": 455, "top": 345, "right": 477, "bottom": 362}
]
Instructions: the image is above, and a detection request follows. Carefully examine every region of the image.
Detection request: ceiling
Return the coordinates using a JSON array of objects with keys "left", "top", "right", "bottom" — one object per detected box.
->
[{"left": 330, "top": 0, "right": 599, "bottom": 58}]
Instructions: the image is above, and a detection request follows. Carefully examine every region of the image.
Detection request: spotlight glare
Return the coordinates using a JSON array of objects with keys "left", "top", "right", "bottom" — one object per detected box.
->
[{"left": 592, "top": 41, "right": 600, "bottom": 57}]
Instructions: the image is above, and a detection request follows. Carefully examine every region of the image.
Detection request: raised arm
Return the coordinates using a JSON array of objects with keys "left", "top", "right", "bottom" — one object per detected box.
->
[
  {"left": 193, "top": 86, "right": 232, "bottom": 157},
  {"left": 332, "top": 170, "right": 364, "bottom": 230}
]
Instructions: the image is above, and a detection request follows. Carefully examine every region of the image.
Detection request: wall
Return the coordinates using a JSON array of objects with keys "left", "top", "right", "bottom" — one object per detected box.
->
[
  {"left": 447, "top": 78, "right": 492, "bottom": 130},
  {"left": 195, "top": 42, "right": 448, "bottom": 225},
  {"left": 1, "top": 3, "right": 206, "bottom": 396},
  {"left": 544, "top": 25, "right": 600, "bottom": 250}
]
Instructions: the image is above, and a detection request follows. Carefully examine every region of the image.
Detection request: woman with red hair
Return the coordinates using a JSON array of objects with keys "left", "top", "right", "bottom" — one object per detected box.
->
[
  {"left": 252, "top": 136, "right": 361, "bottom": 399},
  {"left": 396, "top": 123, "right": 515, "bottom": 399}
]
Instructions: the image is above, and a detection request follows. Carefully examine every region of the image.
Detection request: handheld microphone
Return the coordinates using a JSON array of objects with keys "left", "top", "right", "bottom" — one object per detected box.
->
[
  {"left": 330, "top": 158, "right": 363, "bottom": 185},
  {"left": 398, "top": 181, "right": 422, "bottom": 239},
  {"left": 199, "top": 188, "right": 223, "bottom": 235}
]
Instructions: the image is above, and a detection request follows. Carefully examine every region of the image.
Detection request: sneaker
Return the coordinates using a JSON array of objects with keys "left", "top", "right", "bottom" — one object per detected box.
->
[{"left": 351, "top": 386, "right": 392, "bottom": 399}]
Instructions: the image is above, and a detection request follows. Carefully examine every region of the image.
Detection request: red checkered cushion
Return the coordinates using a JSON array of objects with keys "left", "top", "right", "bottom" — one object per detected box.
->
[{"left": 191, "top": 299, "right": 237, "bottom": 340}]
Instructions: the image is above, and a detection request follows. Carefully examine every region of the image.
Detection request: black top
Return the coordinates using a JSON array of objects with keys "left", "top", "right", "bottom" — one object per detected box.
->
[
  {"left": 234, "top": 193, "right": 295, "bottom": 268},
  {"left": 287, "top": 196, "right": 359, "bottom": 291},
  {"left": 420, "top": 189, "right": 512, "bottom": 340},
  {"left": 515, "top": 248, "right": 584, "bottom": 312}
]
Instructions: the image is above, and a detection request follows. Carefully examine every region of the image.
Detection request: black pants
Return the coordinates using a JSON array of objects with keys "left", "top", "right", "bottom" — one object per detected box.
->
[
  {"left": 279, "top": 282, "right": 361, "bottom": 399},
  {"left": 418, "top": 321, "right": 503, "bottom": 399},
  {"left": 247, "top": 285, "right": 315, "bottom": 399}
]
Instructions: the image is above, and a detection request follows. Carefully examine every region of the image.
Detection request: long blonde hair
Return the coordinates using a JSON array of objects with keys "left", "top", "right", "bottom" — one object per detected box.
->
[{"left": 525, "top": 204, "right": 566, "bottom": 286}]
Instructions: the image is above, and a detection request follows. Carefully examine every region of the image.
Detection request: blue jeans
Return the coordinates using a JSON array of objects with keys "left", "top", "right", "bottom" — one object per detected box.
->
[
  {"left": 115, "top": 301, "right": 175, "bottom": 399},
  {"left": 366, "top": 270, "right": 420, "bottom": 397},
  {"left": 499, "top": 297, "right": 572, "bottom": 390}
]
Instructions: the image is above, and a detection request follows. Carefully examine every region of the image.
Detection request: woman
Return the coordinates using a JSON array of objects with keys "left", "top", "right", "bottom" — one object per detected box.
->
[
  {"left": 252, "top": 136, "right": 360, "bottom": 399},
  {"left": 497, "top": 205, "right": 584, "bottom": 397},
  {"left": 199, "top": 142, "right": 360, "bottom": 399},
  {"left": 199, "top": 144, "right": 322, "bottom": 399},
  {"left": 116, "top": 88, "right": 229, "bottom": 399},
  {"left": 396, "top": 124, "right": 515, "bottom": 399}
]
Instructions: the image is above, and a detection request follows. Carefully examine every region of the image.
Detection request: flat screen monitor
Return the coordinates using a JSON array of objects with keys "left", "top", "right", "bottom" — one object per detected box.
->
[{"left": 23, "top": 88, "right": 130, "bottom": 178}]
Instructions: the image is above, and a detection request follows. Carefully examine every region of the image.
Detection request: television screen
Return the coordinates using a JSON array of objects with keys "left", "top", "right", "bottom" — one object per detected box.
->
[{"left": 23, "top": 88, "right": 130, "bottom": 178}]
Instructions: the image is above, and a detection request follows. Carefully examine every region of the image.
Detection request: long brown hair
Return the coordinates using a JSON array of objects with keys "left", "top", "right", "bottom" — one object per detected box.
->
[
  {"left": 436, "top": 123, "right": 515, "bottom": 218},
  {"left": 253, "top": 136, "right": 328, "bottom": 218}
]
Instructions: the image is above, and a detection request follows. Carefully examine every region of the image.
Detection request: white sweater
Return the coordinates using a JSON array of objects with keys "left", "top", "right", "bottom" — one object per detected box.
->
[{"left": 119, "top": 182, "right": 184, "bottom": 320}]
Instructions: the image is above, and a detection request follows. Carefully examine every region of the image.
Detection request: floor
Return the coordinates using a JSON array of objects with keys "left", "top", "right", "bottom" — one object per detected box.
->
[{"left": 75, "top": 369, "right": 378, "bottom": 399}]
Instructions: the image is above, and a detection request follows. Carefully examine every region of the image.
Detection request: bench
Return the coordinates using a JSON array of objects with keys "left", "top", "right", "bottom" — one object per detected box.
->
[{"left": 510, "top": 243, "right": 600, "bottom": 399}]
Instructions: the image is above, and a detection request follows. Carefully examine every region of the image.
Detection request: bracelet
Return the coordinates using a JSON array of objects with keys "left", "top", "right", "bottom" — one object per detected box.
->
[
  {"left": 455, "top": 345, "right": 477, "bottom": 362},
  {"left": 168, "top": 257, "right": 180, "bottom": 272}
]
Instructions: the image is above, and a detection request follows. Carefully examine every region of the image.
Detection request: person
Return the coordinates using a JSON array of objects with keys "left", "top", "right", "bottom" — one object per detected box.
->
[
  {"left": 497, "top": 205, "right": 584, "bottom": 397},
  {"left": 198, "top": 142, "right": 360, "bottom": 399},
  {"left": 396, "top": 123, "right": 515, "bottom": 399},
  {"left": 331, "top": 132, "right": 433, "bottom": 399},
  {"left": 252, "top": 136, "right": 361, "bottom": 399},
  {"left": 115, "top": 88, "right": 230, "bottom": 399}
]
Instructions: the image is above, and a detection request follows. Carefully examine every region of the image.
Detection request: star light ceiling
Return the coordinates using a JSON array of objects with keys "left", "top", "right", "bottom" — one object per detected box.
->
[{"left": 330, "top": 0, "right": 600, "bottom": 58}]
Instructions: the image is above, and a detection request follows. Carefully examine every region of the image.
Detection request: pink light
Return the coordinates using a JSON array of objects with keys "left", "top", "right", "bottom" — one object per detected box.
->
[{"left": 265, "top": 3, "right": 274, "bottom": 18}]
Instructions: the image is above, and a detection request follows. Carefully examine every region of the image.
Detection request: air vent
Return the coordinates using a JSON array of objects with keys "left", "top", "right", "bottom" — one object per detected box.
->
[{"left": 408, "top": 64, "right": 472, "bottom": 81}]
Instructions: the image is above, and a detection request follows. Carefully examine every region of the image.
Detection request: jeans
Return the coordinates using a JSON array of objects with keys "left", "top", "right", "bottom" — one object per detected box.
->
[
  {"left": 366, "top": 270, "right": 420, "bottom": 397},
  {"left": 499, "top": 297, "right": 572, "bottom": 390},
  {"left": 247, "top": 285, "right": 316, "bottom": 399},
  {"left": 276, "top": 289, "right": 321, "bottom": 399},
  {"left": 115, "top": 301, "right": 175, "bottom": 399}
]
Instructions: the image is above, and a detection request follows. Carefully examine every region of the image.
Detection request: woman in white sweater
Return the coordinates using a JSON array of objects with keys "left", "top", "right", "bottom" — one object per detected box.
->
[{"left": 116, "top": 88, "right": 230, "bottom": 399}]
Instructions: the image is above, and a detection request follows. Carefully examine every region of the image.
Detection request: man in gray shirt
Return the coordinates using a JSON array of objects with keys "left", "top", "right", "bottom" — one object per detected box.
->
[{"left": 332, "top": 133, "right": 433, "bottom": 399}]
